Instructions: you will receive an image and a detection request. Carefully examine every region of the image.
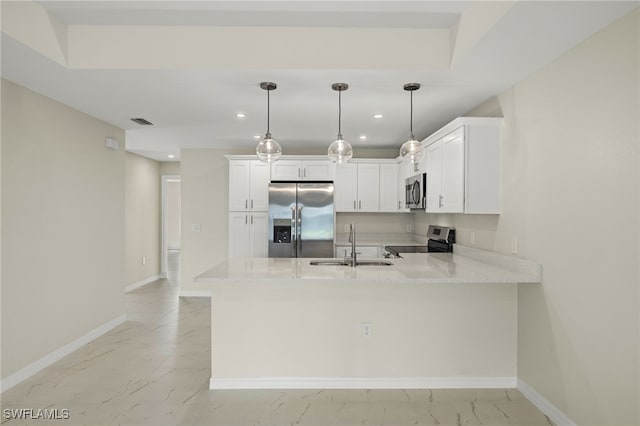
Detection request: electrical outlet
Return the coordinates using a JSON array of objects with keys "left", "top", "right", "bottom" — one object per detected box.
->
[
  {"left": 470, "top": 231, "right": 476, "bottom": 245},
  {"left": 511, "top": 238, "right": 518, "bottom": 254},
  {"left": 406, "top": 224, "right": 413, "bottom": 233},
  {"left": 192, "top": 224, "right": 201, "bottom": 232},
  {"left": 361, "top": 322, "right": 372, "bottom": 338}
]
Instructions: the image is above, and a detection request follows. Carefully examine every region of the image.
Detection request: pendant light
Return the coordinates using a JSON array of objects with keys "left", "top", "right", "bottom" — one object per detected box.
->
[
  {"left": 256, "top": 82, "right": 282, "bottom": 163},
  {"left": 399, "top": 83, "right": 422, "bottom": 164},
  {"left": 327, "top": 83, "right": 353, "bottom": 163}
]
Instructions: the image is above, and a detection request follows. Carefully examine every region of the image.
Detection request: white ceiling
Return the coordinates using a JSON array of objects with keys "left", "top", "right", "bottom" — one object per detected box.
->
[{"left": 2, "top": 1, "right": 637, "bottom": 161}]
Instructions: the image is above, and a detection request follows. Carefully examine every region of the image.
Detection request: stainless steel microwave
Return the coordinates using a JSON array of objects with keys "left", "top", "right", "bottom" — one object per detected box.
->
[{"left": 405, "top": 173, "right": 426, "bottom": 209}]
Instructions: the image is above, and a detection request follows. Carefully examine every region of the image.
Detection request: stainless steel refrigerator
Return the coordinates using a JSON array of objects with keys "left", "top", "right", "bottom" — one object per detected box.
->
[{"left": 268, "top": 182, "right": 334, "bottom": 258}]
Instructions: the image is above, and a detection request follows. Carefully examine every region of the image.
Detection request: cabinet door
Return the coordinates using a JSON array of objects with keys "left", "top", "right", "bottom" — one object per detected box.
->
[
  {"left": 249, "top": 212, "right": 269, "bottom": 257},
  {"left": 379, "top": 163, "right": 398, "bottom": 212},
  {"left": 228, "top": 212, "right": 250, "bottom": 257},
  {"left": 249, "top": 161, "right": 270, "bottom": 211},
  {"left": 424, "top": 141, "right": 443, "bottom": 213},
  {"left": 356, "top": 164, "right": 380, "bottom": 212},
  {"left": 228, "top": 161, "right": 251, "bottom": 211},
  {"left": 302, "top": 160, "right": 335, "bottom": 180},
  {"left": 335, "top": 164, "right": 358, "bottom": 212},
  {"left": 271, "top": 160, "right": 303, "bottom": 181},
  {"left": 441, "top": 128, "right": 465, "bottom": 213}
]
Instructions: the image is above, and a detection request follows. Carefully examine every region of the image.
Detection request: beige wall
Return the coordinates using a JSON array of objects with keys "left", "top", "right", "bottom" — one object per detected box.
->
[
  {"left": 159, "top": 161, "right": 180, "bottom": 175},
  {"left": 1, "top": 79, "right": 125, "bottom": 379},
  {"left": 450, "top": 10, "right": 638, "bottom": 425},
  {"left": 166, "top": 180, "right": 181, "bottom": 250},
  {"left": 125, "top": 152, "right": 161, "bottom": 286}
]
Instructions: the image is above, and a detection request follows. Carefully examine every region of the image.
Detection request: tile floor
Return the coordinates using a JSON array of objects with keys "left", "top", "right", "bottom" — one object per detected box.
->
[{"left": 1, "top": 252, "right": 554, "bottom": 425}]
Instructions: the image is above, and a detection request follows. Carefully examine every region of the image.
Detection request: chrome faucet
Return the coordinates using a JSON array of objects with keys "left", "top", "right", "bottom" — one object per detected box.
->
[{"left": 348, "top": 223, "right": 357, "bottom": 267}]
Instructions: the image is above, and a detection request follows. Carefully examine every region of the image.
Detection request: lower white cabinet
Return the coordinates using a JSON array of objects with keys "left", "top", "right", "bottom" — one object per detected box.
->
[
  {"left": 228, "top": 211, "right": 268, "bottom": 257},
  {"left": 335, "top": 245, "right": 381, "bottom": 258}
]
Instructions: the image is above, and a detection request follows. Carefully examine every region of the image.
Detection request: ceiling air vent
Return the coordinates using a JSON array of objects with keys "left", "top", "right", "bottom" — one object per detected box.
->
[{"left": 130, "top": 117, "right": 155, "bottom": 126}]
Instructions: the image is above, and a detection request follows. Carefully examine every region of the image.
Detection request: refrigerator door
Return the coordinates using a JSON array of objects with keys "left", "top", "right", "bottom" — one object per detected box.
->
[
  {"left": 268, "top": 182, "right": 297, "bottom": 258},
  {"left": 297, "top": 183, "right": 334, "bottom": 258}
]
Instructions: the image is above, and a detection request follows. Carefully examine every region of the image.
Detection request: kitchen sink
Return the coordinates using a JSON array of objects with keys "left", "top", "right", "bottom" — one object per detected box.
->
[{"left": 309, "top": 260, "right": 393, "bottom": 266}]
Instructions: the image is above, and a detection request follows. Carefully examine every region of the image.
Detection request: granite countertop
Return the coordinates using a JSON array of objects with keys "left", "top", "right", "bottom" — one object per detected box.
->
[{"left": 195, "top": 245, "right": 541, "bottom": 285}]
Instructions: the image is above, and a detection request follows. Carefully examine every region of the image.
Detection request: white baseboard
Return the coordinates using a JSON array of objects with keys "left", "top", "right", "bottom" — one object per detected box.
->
[
  {"left": 179, "top": 290, "right": 211, "bottom": 297},
  {"left": 0, "top": 314, "right": 126, "bottom": 393},
  {"left": 517, "top": 378, "right": 576, "bottom": 426},
  {"left": 210, "top": 376, "right": 517, "bottom": 390},
  {"left": 125, "top": 274, "right": 163, "bottom": 293}
]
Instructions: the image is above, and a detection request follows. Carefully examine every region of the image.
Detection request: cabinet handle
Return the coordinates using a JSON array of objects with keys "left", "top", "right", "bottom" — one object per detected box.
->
[
  {"left": 245, "top": 200, "right": 248, "bottom": 209},
  {"left": 251, "top": 215, "right": 253, "bottom": 225},
  {"left": 398, "top": 200, "right": 401, "bottom": 210},
  {"left": 439, "top": 195, "right": 444, "bottom": 208},
  {"left": 298, "top": 168, "right": 301, "bottom": 177},
  {"left": 303, "top": 168, "right": 306, "bottom": 177},
  {"left": 353, "top": 200, "right": 356, "bottom": 210},
  {"left": 251, "top": 199, "right": 254, "bottom": 209},
  {"left": 359, "top": 200, "right": 362, "bottom": 210},
  {"left": 245, "top": 215, "right": 248, "bottom": 224}
]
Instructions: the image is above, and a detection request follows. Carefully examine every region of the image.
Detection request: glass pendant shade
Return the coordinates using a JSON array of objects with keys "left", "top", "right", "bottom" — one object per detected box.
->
[
  {"left": 256, "top": 133, "right": 282, "bottom": 163},
  {"left": 256, "top": 82, "right": 281, "bottom": 163},
  {"left": 328, "top": 83, "right": 353, "bottom": 163},
  {"left": 328, "top": 136, "right": 353, "bottom": 164},
  {"left": 400, "top": 83, "right": 422, "bottom": 164},
  {"left": 399, "top": 138, "right": 422, "bottom": 164}
]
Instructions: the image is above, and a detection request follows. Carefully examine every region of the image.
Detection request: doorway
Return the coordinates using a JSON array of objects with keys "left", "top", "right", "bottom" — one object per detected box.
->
[{"left": 161, "top": 175, "right": 181, "bottom": 284}]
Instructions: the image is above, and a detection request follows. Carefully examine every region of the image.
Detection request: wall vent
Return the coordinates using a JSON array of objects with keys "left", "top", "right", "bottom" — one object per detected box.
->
[{"left": 130, "top": 117, "right": 155, "bottom": 126}]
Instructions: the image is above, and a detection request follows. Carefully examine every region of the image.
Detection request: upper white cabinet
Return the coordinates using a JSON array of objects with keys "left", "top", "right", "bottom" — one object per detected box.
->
[
  {"left": 379, "top": 163, "right": 399, "bottom": 212},
  {"left": 271, "top": 159, "right": 335, "bottom": 181},
  {"left": 228, "top": 160, "right": 270, "bottom": 212},
  {"left": 335, "top": 162, "right": 380, "bottom": 212},
  {"left": 423, "top": 118, "right": 501, "bottom": 214}
]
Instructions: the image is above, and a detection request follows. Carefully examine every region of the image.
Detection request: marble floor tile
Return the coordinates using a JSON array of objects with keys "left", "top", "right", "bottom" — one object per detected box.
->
[{"left": 1, "top": 252, "right": 553, "bottom": 425}]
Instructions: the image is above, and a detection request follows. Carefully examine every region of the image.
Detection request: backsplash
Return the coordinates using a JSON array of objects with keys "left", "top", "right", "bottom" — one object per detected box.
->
[{"left": 336, "top": 213, "right": 413, "bottom": 234}]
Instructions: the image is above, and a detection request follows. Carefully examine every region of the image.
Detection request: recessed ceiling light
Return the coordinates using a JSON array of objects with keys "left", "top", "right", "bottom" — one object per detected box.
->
[
  {"left": 359, "top": 135, "right": 367, "bottom": 140},
  {"left": 373, "top": 114, "right": 383, "bottom": 119},
  {"left": 236, "top": 113, "right": 246, "bottom": 119},
  {"left": 168, "top": 154, "right": 175, "bottom": 158}
]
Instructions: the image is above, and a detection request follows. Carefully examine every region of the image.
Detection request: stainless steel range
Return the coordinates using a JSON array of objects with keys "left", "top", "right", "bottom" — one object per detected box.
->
[{"left": 385, "top": 225, "right": 455, "bottom": 257}]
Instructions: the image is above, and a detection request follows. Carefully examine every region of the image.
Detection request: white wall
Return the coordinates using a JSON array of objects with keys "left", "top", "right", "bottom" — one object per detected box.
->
[
  {"left": 125, "top": 152, "right": 161, "bottom": 287},
  {"left": 166, "top": 180, "right": 181, "bottom": 250},
  {"left": 1, "top": 79, "right": 126, "bottom": 379},
  {"left": 448, "top": 10, "right": 638, "bottom": 425}
]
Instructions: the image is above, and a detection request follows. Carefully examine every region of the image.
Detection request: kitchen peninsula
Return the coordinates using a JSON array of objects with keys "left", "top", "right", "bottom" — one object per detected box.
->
[{"left": 196, "top": 246, "right": 540, "bottom": 390}]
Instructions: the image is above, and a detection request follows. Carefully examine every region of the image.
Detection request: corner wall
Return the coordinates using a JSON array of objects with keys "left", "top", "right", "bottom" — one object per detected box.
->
[
  {"left": 125, "top": 152, "right": 161, "bottom": 287},
  {"left": 456, "top": 10, "right": 639, "bottom": 425},
  {"left": 1, "top": 79, "right": 126, "bottom": 380}
]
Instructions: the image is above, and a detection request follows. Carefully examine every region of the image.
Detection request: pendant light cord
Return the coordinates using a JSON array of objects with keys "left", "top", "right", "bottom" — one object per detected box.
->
[
  {"left": 266, "top": 89, "right": 271, "bottom": 136},
  {"left": 410, "top": 90, "right": 414, "bottom": 140},
  {"left": 338, "top": 90, "right": 342, "bottom": 138}
]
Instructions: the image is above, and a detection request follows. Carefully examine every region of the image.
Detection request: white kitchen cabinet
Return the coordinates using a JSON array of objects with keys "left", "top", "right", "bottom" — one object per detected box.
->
[
  {"left": 228, "top": 211, "right": 268, "bottom": 257},
  {"left": 335, "top": 245, "right": 380, "bottom": 258},
  {"left": 271, "top": 159, "right": 335, "bottom": 181},
  {"left": 379, "top": 163, "right": 399, "bottom": 212},
  {"left": 335, "top": 163, "right": 380, "bottom": 212},
  {"left": 228, "top": 160, "right": 270, "bottom": 212},
  {"left": 423, "top": 118, "right": 501, "bottom": 214}
]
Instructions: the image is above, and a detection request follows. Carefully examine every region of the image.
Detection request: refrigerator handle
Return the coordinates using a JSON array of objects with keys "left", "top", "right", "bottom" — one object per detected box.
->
[
  {"left": 297, "top": 206, "right": 303, "bottom": 254},
  {"left": 291, "top": 207, "right": 297, "bottom": 257}
]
